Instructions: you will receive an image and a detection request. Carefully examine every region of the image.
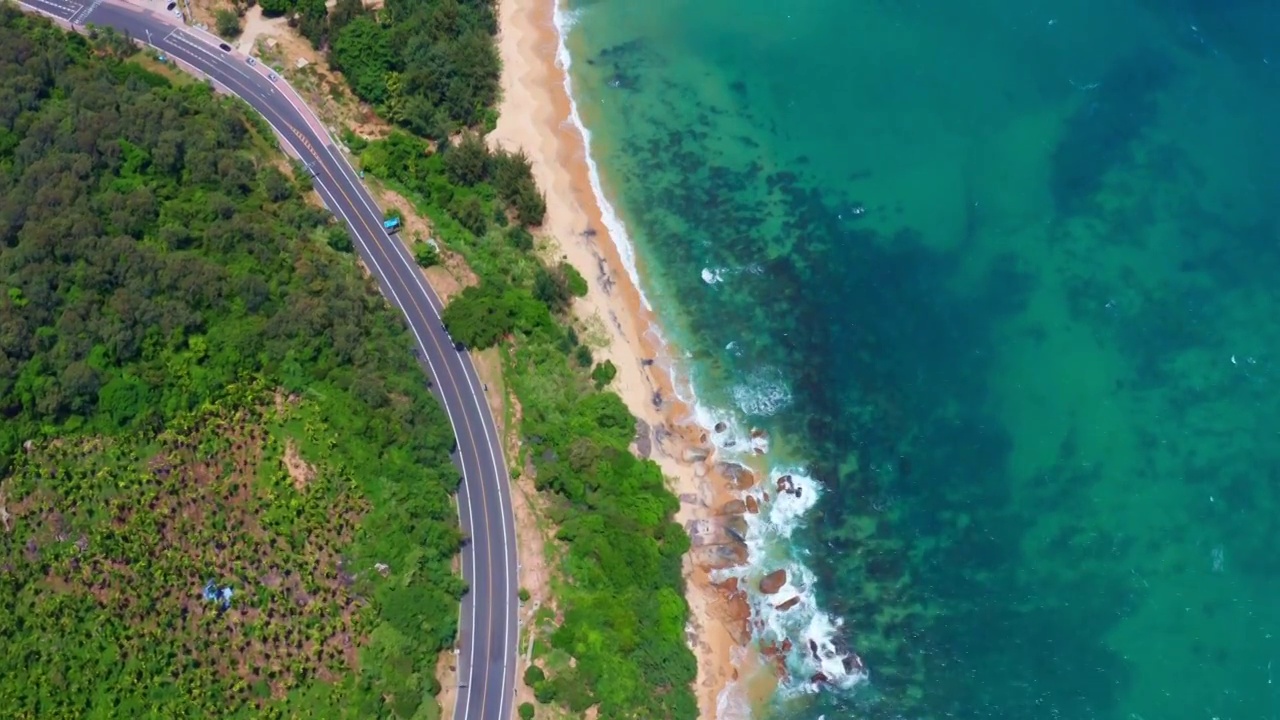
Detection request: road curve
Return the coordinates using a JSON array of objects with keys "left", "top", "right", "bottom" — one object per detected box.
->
[{"left": 13, "top": 1, "right": 520, "bottom": 718}]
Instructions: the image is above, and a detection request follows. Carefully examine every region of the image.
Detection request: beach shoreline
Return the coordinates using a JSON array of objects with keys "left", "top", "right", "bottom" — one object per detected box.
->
[{"left": 487, "top": 0, "right": 768, "bottom": 715}]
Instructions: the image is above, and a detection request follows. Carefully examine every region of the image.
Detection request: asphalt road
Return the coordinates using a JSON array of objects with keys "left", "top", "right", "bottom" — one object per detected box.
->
[{"left": 13, "top": 1, "right": 520, "bottom": 717}]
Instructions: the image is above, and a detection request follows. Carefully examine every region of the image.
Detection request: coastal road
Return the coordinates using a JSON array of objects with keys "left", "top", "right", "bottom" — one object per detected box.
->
[{"left": 12, "top": 1, "right": 520, "bottom": 718}]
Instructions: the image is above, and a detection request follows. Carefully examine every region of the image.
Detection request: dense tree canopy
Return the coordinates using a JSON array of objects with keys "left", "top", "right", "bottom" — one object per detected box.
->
[
  {"left": 0, "top": 9, "right": 463, "bottom": 717},
  {"left": 279, "top": 0, "right": 500, "bottom": 138}
]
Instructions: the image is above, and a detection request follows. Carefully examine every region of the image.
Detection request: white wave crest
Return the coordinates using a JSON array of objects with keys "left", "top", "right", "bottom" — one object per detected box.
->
[{"left": 731, "top": 366, "right": 793, "bottom": 417}]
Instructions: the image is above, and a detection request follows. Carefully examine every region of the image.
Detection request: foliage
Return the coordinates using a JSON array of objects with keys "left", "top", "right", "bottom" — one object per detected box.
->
[
  {"left": 413, "top": 241, "right": 440, "bottom": 268},
  {"left": 591, "top": 360, "right": 617, "bottom": 390},
  {"left": 314, "top": 0, "right": 499, "bottom": 138},
  {"left": 360, "top": 131, "right": 545, "bottom": 240},
  {"left": 0, "top": 10, "right": 463, "bottom": 717},
  {"left": 519, "top": 702, "right": 536, "bottom": 720},
  {"left": 368, "top": 88, "right": 697, "bottom": 720},
  {"left": 329, "top": 16, "right": 395, "bottom": 105},
  {"left": 215, "top": 8, "right": 242, "bottom": 38},
  {"left": 444, "top": 133, "right": 491, "bottom": 186}
]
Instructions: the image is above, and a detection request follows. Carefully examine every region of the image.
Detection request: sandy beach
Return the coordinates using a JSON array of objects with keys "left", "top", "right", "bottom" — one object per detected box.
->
[{"left": 487, "top": 0, "right": 765, "bottom": 715}]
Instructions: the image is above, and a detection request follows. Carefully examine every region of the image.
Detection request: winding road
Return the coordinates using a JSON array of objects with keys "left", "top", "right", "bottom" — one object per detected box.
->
[{"left": 12, "top": 1, "right": 520, "bottom": 717}]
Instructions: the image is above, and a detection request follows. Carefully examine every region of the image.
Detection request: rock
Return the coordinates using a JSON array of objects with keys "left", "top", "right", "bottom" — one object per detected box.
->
[
  {"left": 744, "top": 495, "right": 759, "bottom": 514},
  {"left": 809, "top": 672, "right": 829, "bottom": 685},
  {"left": 720, "top": 499, "right": 746, "bottom": 515},
  {"left": 809, "top": 638, "right": 819, "bottom": 658},
  {"left": 759, "top": 569, "right": 787, "bottom": 594},
  {"left": 781, "top": 638, "right": 793, "bottom": 653},
  {"left": 776, "top": 474, "right": 795, "bottom": 494},
  {"left": 718, "top": 462, "right": 757, "bottom": 490},
  {"left": 775, "top": 595, "right": 801, "bottom": 611},
  {"left": 633, "top": 419, "right": 652, "bottom": 458},
  {"left": 714, "top": 421, "right": 728, "bottom": 433},
  {"left": 682, "top": 446, "right": 710, "bottom": 463},
  {"left": 693, "top": 543, "right": 748, "bottom": 570},
  {"left": 722, "top": 515, "right": 749, "bottom": 540},
  {"left": 750, "top": 427, "right": 767, "bottom": 439}
]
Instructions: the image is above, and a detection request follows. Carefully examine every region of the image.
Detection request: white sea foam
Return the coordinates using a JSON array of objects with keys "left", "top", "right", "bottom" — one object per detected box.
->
[
  {"left": 552, "top": 3, "right": 864, "bottom": 713},
  {"left": 553, "top": 2, "right": 652, "bottom": 314},
  {"left": 731, "top": 366, "right": 793, "bottom": 417}
]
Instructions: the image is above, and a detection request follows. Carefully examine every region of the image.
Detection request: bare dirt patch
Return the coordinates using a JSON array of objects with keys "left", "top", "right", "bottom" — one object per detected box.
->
[{"left": 282, "top": 439, "right": 315, "bottom": 491}]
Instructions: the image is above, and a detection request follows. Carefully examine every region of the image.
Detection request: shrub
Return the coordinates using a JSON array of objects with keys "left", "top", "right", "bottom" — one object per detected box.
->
[
  {"left": 414, "top": 242, "right": 440, "bottom": 268},
  {"left": 523, "top": 665, "right": 545, "bottom": 687},
  {"left": 518, "top": 703, "right": 535, "bottom": 720},
  {"left": 506, "top": 226, "right": 533, "bottom": 252},
  {"left": 443, "top": 133, "right": 491, "bottom": 186},
  {"left": 326, "top": 225, "right": 353, "bottom": 253},
  {"left": 518, "top": 587, "right": 531, "bottom": 603},
  {"left": 561, "top": 262, "right": 588, "bottom": 297},
  {"left": 590, "top": 361, "right": 616, "bottom": 390},
  {"left": 214, "top": 8, "right": 242, "bottom": 38}
]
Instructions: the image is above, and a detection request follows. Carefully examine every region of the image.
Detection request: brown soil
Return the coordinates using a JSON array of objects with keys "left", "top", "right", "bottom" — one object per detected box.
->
[{"left": 281, "top": 439, "right": 315, "bottom": 491}]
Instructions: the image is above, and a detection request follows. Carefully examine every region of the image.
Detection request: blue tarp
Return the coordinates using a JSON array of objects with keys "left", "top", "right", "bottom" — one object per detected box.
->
[{"left": 201, "top": 579, "right": 233, "bottom": 610}]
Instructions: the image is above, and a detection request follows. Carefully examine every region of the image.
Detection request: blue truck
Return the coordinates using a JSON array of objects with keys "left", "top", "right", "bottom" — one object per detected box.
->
[{"left": 383, "top": 215, "right": 402, "bottom": 234}]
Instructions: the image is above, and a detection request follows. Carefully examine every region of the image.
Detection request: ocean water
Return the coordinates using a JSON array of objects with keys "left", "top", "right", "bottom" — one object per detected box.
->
[{"left": 557, "top": 0, "right": 1280, "bottom": 718}]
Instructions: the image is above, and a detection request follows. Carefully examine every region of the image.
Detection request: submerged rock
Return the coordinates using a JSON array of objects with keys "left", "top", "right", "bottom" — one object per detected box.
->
[
  {"left": 775, "top": 595, "right": 801, "bottom": 611},
  {"left": 760, "top": 569, "right": 787, "bottom": 594},
  {"left": 744, "top": 495, "right": 759, "bottom": 514}
]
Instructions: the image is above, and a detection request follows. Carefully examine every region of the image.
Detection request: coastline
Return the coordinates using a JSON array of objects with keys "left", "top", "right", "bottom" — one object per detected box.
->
[{"left": 487, "top": 0, "right": 766, "bottom": 715}]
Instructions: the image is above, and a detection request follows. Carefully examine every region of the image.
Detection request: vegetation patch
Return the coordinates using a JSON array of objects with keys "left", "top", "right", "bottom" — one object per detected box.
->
[
  {"left": 0, "top": 10, "right": 463, "bottom": 717},
  {"left": 356, "top": 92, "right": 699, "bottom": 720}
]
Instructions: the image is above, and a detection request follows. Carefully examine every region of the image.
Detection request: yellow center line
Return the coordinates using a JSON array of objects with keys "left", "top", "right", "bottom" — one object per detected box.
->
[{"left": 288, "top": 124, "right": 500, "bottom": 720}]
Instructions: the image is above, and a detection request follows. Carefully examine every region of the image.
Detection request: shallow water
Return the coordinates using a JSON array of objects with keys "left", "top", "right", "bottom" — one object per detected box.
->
[{"left": 561, "top": 0, "right": 1280, "bottom": 717}]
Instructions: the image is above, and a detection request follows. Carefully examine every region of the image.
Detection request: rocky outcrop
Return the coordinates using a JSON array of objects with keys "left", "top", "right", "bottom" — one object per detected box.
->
[
  {"left": 744, "top": 495, "right": 759, "bottom": 514},
  {"left": 760, "top": 569, "right": 787, "bottom": 594},
  {"left": 775, "top": 595, "right": 801, "bottom": 612},
  {"left": 719, "top": 499, "right": 746, "bottom": 515},
  {"left": 717, "top": 462, "right": 757, "bottom": 490}
]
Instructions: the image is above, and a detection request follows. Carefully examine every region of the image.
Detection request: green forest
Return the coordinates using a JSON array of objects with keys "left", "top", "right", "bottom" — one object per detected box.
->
[
  {"left": 223, "top": 0, "right": 501, "bottom": 139},
  {"left": 360, "top": 133, "right": 699, "bottom": 718},
  {"left": 0, "top": 8, "right": 463, "bottom": 718}
]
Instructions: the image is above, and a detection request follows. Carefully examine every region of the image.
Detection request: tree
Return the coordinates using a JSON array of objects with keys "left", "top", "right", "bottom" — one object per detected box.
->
[
  {"left": 443, "top": 133, "right": 490, "bottom": 186},
  {"left": 330, "top": 17, "right": 395, "bottom": 104},
  {"left": 413, "top": 242, "right": 439, "bottom": 268},
  {"left": 257, "top": 0, "right": 294, "bottom": 16},
  {"left": 326, "top": 225, "right": 353, "bottom": 253},
  {"left": 214, "top": 9, "right": 242, "bottom": 38},
  {"left": 450, "top": 195, "right": 486, "bottom": 237},
  {"left": 590, "top": 361, "right": 616, "bottom": 390},
  {"left": 518, "top": 702, "right": 535, "bottom": 720}
]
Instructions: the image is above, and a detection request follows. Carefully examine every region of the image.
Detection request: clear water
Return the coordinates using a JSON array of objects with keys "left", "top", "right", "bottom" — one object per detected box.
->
[{"left": 561, "top": 0, "right": 1280, "bottom": 717}]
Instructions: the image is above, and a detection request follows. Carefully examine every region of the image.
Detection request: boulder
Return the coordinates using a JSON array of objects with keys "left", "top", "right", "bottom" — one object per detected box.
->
[
  {"left": 809, "top": 672, "right": 829, "bottom": 685},
  {"left": 682, "top": 446, "right": 710, "bottom": 463},
  {"left": 720, "top": 499, "right": 747, "bottom": 515},
  {"left": 759, "top": 569, "right": 787, "bottom": 594},
  {"left": 744, "top": 495, "right": 759, "bottom": 514}
]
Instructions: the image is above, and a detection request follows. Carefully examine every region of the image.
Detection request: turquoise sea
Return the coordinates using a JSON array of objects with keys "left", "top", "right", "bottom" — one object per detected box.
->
[{"left": 558, "top": 0, "right": 1280, "bottom": 717}]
